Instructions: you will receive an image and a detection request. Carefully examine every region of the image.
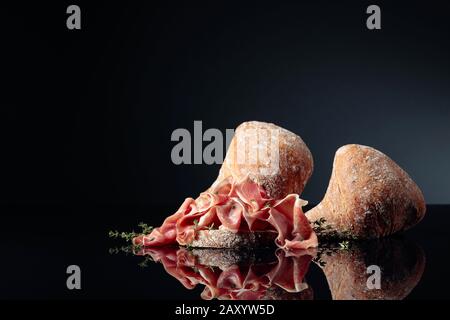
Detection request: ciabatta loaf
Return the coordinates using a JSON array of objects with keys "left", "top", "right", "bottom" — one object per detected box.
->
[
  {"left": 214, "top": 121, "right": 313, "bottom": 199},
  {"left": 307, "top": 144, "right": 426, "bottom": 239}
]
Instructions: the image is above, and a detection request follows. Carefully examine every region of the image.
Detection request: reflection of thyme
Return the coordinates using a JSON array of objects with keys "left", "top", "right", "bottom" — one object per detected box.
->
[
  {"left": 108, "top": 242, "right": 156, "bottom": 269},
  {"left": 138, "top": 256, "right": 154, "bottom": 268},
  {"left": 108, "top": 244, "right": 143, "bottom": 255},
  {"left": 134, "top": 244, "right": 143, "bottom": 253},
  {"left": 312, "top": 246, "right": 337, "bottom": 267},
  {"left": 313, "top": 252, "right": 322, "bottom": 267},
  {"left": 313, "top": 241, "right": 352, "bottom": 268},
  {"left": 314, "top": 258, "right": 326, "bottom": 267},
  {"left": 108, "top": 245, "right": 135, "bottom": 255}
]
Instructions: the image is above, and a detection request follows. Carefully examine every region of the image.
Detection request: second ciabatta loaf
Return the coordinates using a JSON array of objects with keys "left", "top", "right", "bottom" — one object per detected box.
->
[
  {"left": 213, "top": 121, "right": 314, "bottom": 199},
  {"left": 307, "top": 144, "right": 426, "bottom": 239}
]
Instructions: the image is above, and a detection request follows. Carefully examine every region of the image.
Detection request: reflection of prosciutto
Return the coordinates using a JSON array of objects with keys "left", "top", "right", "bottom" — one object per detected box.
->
[
  {"left": 133, "top": 177, "right": 318, "bottom": 251},
  {"left": 135, "top": 247, "right": 314, "bottom": 300}
]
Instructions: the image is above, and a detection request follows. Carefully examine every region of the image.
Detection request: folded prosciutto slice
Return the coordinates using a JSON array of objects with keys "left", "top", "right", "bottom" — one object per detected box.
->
[{"left": 133, "top": 176, "right": 318, "bottom": 251}]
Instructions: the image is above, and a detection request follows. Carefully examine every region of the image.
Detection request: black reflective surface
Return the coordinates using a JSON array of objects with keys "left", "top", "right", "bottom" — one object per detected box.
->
[{"left": 0, "top": 205, "right": 449, "bottom": 299}]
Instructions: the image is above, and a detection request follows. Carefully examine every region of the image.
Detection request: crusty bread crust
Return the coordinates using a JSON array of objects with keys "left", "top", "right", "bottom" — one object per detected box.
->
[
  {"left": 190, "top": 229, "right": 277, "bottom": 249},
  {"left": 214, "top": 121, "right": 313, "bottom": 199},
  {"left": 307, "top": 144, "right": 426, "bottom": 239}
]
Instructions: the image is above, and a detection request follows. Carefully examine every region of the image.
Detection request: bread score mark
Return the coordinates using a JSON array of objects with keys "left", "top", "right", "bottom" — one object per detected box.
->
[{"left": 132, "top": 176, "right": 318, "bottom": 250}]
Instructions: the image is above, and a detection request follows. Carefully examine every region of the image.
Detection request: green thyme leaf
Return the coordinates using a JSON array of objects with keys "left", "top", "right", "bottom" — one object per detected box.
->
[
  {"left": 263, "top": 202, "right": 272, "bottom": 209},
  {"left": 339, "top": 240, "right": 350, "bottom": 250},
  {"left": 138, "top": 222, "right": 154, "bottom": 234},
  {"left": 108, "top": 222, "right": 153, "bottom": 243}
]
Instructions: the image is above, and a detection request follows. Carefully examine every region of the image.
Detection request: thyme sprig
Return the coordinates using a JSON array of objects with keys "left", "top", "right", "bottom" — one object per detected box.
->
[
  {"left": 108, "top": 230, "right": 139, "bottom": 242},
  {"left": 108, "top": 222, "right": 154, "bottom": 242},
  {"left": 339, "top": 240, "right": 350, "bottom": 250},
  {"left": 311, "top": 218, "right": 358, "bottom": 240},
  {"left": 263, "top": 201, "right": 273, "bottom": 209},
  {"left": 137, "top": 222, "right": 154, "bottom": 234}
]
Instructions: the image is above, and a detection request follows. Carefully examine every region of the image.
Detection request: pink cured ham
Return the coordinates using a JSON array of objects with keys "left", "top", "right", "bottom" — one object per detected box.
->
[{"left": 133, "top": 177, "right": 318, "bottom": 250}]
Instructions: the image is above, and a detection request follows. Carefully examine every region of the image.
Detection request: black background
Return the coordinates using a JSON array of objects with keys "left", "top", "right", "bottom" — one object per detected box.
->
[
  {"left": 1, "top": 0, "right": 450, "bottom": 300},
  {"left": 1, "top": 0, "right": 450, "bottom": 208}
]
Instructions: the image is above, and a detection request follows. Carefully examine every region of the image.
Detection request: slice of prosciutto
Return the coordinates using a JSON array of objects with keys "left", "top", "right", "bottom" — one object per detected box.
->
[{"left": 133, "top": 176, "right": 318, "bottom": 250}]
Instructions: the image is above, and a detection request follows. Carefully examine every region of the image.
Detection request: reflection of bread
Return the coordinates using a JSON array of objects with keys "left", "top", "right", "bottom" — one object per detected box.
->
[
  {"left": 316, "top": 238, "right": 425, "bottom": 300},
  {"left": 307, "top": 144, "right": 426, "bottom": 239},
  {"left": 190, "top": 230, "right": 277, "bottom": 249},
  {"left": 215, "top": 121, "right": 313, "bottom": 199},
  {"left": 191, "top": 248, "right": 276, "bottom": 269}
]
